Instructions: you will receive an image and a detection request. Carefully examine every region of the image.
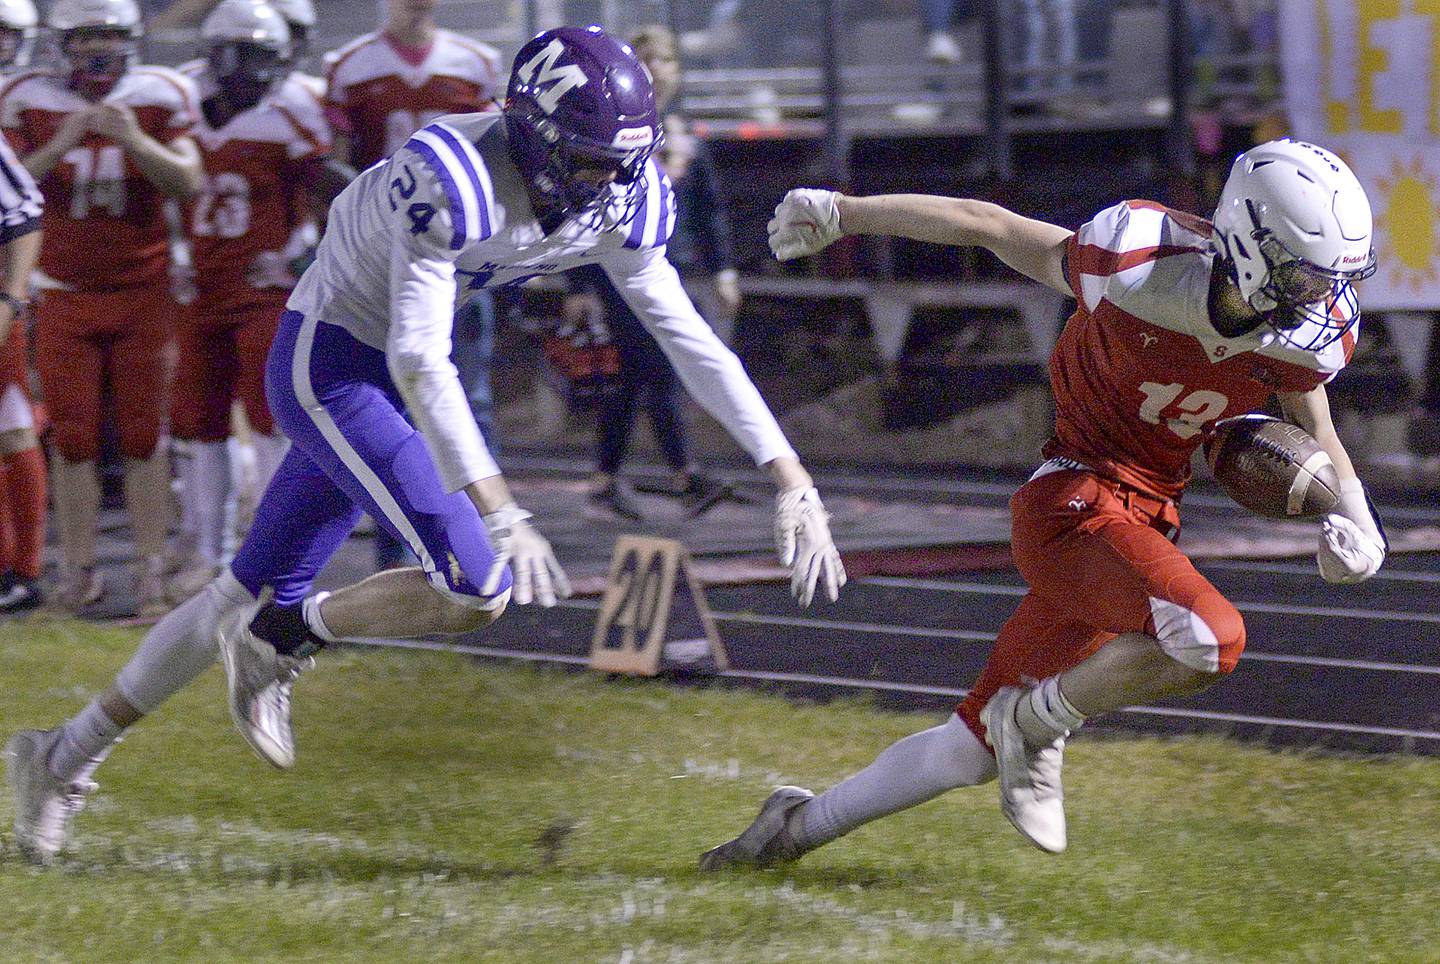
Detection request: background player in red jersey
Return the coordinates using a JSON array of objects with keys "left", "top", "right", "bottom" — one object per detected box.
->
[
  {"left": 322, "top": 0, "right": 502, "bottom": 570},
  {"left": 1, "top": 0, "right": 202, "bottom": 614},
  {"left": 701, "top": 139, "right": 1386, "bottom": 866},
  {"left": 168, "top": 0, "right": 351, "bottom": 598}
]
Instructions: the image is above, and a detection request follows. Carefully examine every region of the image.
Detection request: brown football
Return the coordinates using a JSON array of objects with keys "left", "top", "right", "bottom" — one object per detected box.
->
[{"left": 1202, "top": 415, "right": 1340, "bottom": 519}]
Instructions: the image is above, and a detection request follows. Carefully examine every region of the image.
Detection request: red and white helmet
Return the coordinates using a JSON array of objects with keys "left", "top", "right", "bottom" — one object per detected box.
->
[
  {"left": 47, "top": 0, "right": 142, "bottom": 96},
  {"left": 0, "top": 0, "right": 37, "bottom": 69},
  {"left": 1212, "top": 139, "right": 1376, "bottom": 350}
]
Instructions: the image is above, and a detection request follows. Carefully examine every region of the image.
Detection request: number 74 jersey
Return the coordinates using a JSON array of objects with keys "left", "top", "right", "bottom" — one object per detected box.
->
[
  {"left": 0, "top": 65, "right": 198, "bottom": 291},
  {"left": 1048, "top": 199, "right": 1357, "bottom": 499}
]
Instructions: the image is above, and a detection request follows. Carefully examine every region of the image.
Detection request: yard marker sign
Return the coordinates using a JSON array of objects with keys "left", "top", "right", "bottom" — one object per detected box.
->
[{"left": 588, "top": 536, "right": 727, "bottom": 676}]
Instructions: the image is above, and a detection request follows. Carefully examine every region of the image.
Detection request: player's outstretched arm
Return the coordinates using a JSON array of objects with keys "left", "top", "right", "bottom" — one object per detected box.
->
[
  {"left": 768, "top": 189, "right": 1071, "bottom": 294},
  {"left": 604, "top": 248, "right": 846, "bottom": 605},
  {"left": 1280, "top": 385, "right": 1386, "bottom": 583}
]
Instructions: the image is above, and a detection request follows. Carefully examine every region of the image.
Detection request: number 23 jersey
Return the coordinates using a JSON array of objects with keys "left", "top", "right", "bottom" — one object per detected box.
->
[
  {"left": 1049, "top": 199, "right": 1356, "bottom": 500},
  {"left": 180, "top": 68, "right": 332, "bottom": 313},
  {"left": 0, "top": 66, "right": 198, "bottom": 291}
]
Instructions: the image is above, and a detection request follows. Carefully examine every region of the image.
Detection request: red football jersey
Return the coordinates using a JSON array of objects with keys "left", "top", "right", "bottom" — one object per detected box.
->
[
  {"left": 1048, "top": 200, "right": 1356, "bottom": 500},
  {"left": 0, "top": 66, "right": 197, "bottom": 291},
  {"left": 323, "top": 30, "right": 500, "bottom": 170},
  {"left": 182, "top": 70, "right": 331, "bottom": 313}
]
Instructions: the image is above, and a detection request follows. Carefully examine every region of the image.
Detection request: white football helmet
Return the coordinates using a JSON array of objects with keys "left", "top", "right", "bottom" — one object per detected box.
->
[
  {"left": 201, "top": 0, "right": 289, "bottom": 50},
  {"left": 201, "top": 0, "right": 290, "bottom": 112},
  {"left": 266, "top": 0, "right": 313, "bottom": 64},
  {"left": 47, "top": 0, "right": 141, "bottom": 96},
  {"left": 46, "top": 0, "right": 140, "bottom": 33},
  {"left": 1213, "top": 139, "right": 1376, "bottom": 350},
  {"left": 267, "top": 0, "right": 314, "bottom": 29},
  {"left": 0, "top": 0, "right": 37, "bottom": 68}
]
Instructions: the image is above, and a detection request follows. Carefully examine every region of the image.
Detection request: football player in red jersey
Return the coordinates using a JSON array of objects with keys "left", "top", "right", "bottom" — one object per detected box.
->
[
  {"left": 1, "top": 0, "right": 202, "bottom": 615},
  {"left": 167, "top": 0, "right": 351, "bottom": 599},
  {"left": 701, "top": 139, "right": 1386, "bottom": 866}
]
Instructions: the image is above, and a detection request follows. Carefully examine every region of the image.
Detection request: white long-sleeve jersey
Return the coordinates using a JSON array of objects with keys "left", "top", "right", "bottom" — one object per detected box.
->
[{"left": 288, "top": 112, "right": 796, "bottom": 493}]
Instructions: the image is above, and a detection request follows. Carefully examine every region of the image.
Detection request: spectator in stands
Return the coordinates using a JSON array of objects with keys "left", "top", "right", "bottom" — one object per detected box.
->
[
  {"left": 922, "top": 0, "right": 972, "bottom": 64},
  {"left": 322, "top": 0, "right": 503, "bottom": 569},
  {"left": 1013, "top": 0, "right": 1078, "bottom": 105},
  {"left": 2, "top": 0, "right": 202, "bottom": 615},
  {"left": 573, "top": 25, "right": 741, "bottom": 521}
]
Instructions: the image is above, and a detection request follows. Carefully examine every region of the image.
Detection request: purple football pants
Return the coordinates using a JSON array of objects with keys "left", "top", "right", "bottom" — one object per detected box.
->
[{"left": 230, "top": 310, "right": 511, "bottom": 609}]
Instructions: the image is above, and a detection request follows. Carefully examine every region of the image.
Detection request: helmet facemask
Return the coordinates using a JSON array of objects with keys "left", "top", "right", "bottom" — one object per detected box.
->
[
  {"left": 508, "top": 96, "right": 659, "bottom": 230},
  {"left": 0, "top": 26, "right": 34, "bottom": 68},
  {"left": 1236, "top": 199, "right": 1376, "bottom": 351},
  {"left": 207, "top": 40, "right": 288, "bottom": 113},
  {"left": 59, "top": 26, "right": 135, "bottom": 98}
]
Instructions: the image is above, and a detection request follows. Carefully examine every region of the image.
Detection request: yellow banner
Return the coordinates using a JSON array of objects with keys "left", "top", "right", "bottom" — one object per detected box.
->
[{"left": 1282, "top": 0, "right": 1440, "bottom": 307}]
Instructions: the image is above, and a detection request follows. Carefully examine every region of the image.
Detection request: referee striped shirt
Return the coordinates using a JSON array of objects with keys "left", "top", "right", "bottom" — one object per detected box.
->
[{"left": 0, "top": 134, "right": 40, "bottom": 244}]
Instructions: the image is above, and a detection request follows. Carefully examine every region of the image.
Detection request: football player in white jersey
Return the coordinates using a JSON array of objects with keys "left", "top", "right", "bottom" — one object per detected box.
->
[{"left": 4, "top": 25, "right": 845, "bottom": 863}]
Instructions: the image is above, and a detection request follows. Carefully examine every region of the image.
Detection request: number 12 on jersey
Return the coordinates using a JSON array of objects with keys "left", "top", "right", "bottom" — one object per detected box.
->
[{"left": 1137, "top": 382, "right": 1228, "bottom": 440}]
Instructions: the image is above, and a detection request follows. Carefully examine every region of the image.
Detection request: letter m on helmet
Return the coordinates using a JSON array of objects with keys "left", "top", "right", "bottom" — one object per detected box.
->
[{"left": 517, "top": 39, "right": 588, "bottom": 114}]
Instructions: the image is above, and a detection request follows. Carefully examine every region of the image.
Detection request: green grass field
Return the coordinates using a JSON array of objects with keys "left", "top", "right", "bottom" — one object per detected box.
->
[{"left": 2, "top": 619, "right": 1439, "bottom": 962}]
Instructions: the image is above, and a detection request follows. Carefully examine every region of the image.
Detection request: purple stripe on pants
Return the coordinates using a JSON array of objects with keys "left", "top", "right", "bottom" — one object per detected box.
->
[{"left": 230, "top": 310, "right": 511, "bottom": 608}]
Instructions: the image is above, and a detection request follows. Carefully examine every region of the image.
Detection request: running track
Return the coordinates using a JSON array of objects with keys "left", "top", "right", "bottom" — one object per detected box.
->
[{"left": 359, "top": 464, "right": 1440, "bottom": 757}]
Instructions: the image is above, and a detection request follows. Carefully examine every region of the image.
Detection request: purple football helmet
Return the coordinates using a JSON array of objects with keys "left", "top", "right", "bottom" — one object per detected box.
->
[{"left": 504, "top": 25, "right": 661, "bottom": 226}]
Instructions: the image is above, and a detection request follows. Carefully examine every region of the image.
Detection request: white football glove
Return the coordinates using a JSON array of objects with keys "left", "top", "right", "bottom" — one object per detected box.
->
[
  {"left": 768, "top": 188, "right": 842, "bottom": 261},
  {"left": 481, "top": 503, "right": 572, "bottom": 607},
  {"left": 1316, "top": 478, "right": 1386, "bottom": 584},
  {"left": 774, "top": 486, "right": 847, "bottom": 606}
]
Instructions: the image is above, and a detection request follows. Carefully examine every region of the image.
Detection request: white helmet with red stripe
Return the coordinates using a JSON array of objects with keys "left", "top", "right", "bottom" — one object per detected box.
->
[
  {"left": 1213, "top": 139, "right": 1376, "bottom": 350},
  {"left": 0, "top": 0, "right": 37, "bottom": 68}
]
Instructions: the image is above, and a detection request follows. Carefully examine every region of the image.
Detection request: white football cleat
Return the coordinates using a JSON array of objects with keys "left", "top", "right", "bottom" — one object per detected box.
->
[
  {"left": 5, "top": 728, "right": 105, "bottom": 864},
  {"left": 217, "top": 601, "right": 310, "bottom": 770},
  {"left": 698, "top": 785, "right": 814, "bottom": 871},
  {"left": 982, "top": 686, "right": 1068, "bottom": 854}
]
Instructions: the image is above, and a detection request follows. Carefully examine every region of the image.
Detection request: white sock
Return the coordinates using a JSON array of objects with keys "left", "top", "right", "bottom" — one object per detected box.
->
[
  {"left": 49, "top": 701, "right": 122, "bottom": 781},
  {"left": 249, "top": 432, "right": 289, "bottom": 495},
  {"left": 1016, "top": 676, "right": 1086, "bottom": 749},
  {"left": 191, "top": 440, "right": 232, "bottom": 565},
  {"left": 112, "top": 568, "right": 255, "bottom": 716},
  {"left": 174, "top": 440, "right": 198, "bottom": 545},
  {"left": 302, "top": 591, "right": 338, "bottom": 643},
  {"left": 792, "top": 715, "right": 997, "bottom": 851}
]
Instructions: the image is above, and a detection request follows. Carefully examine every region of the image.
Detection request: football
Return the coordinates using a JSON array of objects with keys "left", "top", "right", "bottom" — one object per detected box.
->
[{"left": 1203, "top": 414, "right": 1340, "bottom": 519}]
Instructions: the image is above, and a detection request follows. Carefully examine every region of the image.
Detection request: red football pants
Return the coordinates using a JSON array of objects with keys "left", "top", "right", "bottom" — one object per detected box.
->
[
  {"left": 171, "top": 300, "right": 285, "bottom": 441},
  {"left": 957, "top": 468, "right": 1246, "bottom": 742},
  {"left": 35, "top": 288, "right": 171, "bottom": 462}
]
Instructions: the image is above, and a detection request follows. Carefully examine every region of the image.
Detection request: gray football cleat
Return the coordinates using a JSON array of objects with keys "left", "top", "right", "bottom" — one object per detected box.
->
[
  {"left": 982, "top": 686, "right": 1067, "bottom": 854},
  {"left": 5, "top": 728, "right": 105, "bottom": 864},
  {"left": 699, "top": 785, "right": 814, "bottom": 871},
  {"left": 218, "top": 601, "right": 310, "bottom": 770}
]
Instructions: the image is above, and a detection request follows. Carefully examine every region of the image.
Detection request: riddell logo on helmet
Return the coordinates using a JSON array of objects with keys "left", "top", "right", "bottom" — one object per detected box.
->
[
  {"left": 1340, "top": 253, "right": 1368, "bottom": 265},
  {"left": 611, "top": 127, "right": 653, "bottom": 149}
]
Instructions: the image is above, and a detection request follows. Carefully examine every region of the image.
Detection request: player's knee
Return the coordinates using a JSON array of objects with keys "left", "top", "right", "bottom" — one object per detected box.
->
[
  {"left": 1149, "top": 595, "right": 1245, "bottom": 680},
  {"left": 427, "top": 585, "right": 509, "bottom": 634}
]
